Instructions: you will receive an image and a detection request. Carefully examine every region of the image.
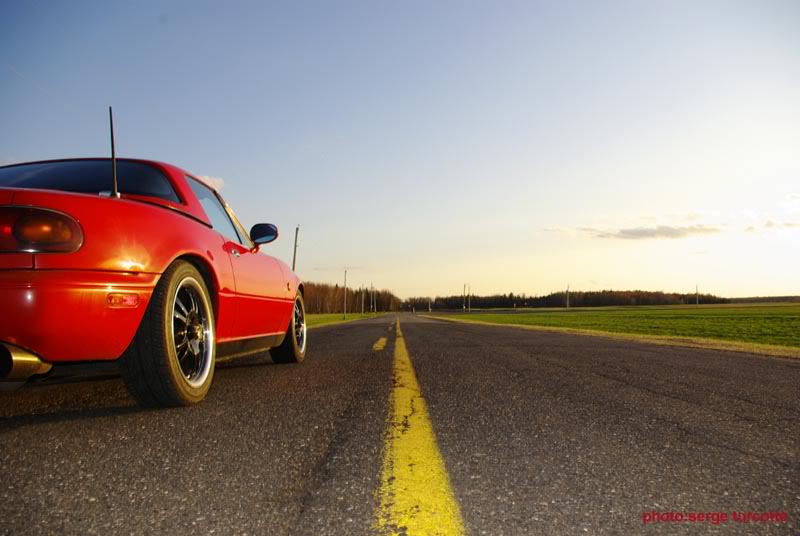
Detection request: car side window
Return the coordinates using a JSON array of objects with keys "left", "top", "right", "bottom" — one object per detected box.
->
[
  {"left": 225, "top": 206, "right": 255, "bottom": 248},
  {"left": 187, "top": 176, "right": 243, "bottom": 244}
]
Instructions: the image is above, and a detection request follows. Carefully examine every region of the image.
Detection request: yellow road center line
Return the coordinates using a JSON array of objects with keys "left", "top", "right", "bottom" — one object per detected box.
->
[
  {"left": 373, "top": 337, "right": 388, "bottom": 351},
  {"left": 374, "top": 318, "right": 465, "bottom": 536}
]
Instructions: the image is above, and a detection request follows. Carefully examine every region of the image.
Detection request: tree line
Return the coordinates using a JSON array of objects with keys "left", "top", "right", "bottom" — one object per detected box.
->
[
  {"left": 404, "top": 289, "right": 730, "bottom": 310},
  {"left": 302, "top": 281, "right": 402, "bottom": 314},
  {"left": 729, "top": 295, "right": 800, "bottom": 303}
]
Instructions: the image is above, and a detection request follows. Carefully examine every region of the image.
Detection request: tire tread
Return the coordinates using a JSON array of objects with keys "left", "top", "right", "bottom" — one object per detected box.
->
[{"left": 120, "top": 261, "right": 213, "bottom": 407}]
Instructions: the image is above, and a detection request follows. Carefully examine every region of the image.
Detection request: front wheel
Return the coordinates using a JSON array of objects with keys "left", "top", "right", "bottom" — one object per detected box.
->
[
  {"left": 270, "top": 293, "right": 307, "bottom": 364},
  {"left": 120, "top": 260, "right": 216, "bottom": 406}
]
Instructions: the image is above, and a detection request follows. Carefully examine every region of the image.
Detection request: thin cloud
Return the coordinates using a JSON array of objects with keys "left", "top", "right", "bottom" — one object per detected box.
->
[
  {"left": 586, "top": 224, "right": 720, "bottom": 240},
  {"left": 746, "top": 220, "right": 800, "bottom": 233},
  {"left": 665, "top": 211, "right": 706, "bottom": 222},
  {"left": 196, "top": 175, "right": 225, "bottom": 190}
]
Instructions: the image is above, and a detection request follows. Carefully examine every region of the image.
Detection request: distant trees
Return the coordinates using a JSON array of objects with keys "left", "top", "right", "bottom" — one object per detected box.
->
[
  {"left": 303, "top": 284, "right": 735, "bottom": 313},
  {"left": 302, "top": 281, "right": 402, "bottom": 314},
  {"left": 404, "top": 290, "right": 730, "bottom": 310},
  {"left": 729, "top": 296, "right": 800, "bottom": 303}
]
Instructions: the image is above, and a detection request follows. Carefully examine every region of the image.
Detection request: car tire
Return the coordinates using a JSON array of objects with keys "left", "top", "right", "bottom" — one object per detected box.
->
[
  {"left": 270, "top": 292, "right": 307, "bottom": 364},
  {"left": 120, "top": 260, "right": 216, "bottom": 406}
]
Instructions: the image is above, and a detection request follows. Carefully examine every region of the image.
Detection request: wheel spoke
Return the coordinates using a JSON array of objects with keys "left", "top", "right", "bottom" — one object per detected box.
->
[
  {"left": 170, "top": 277, "right": 214, "bottom": 385},
  {"left": 188, "top": 290, "right": 199, "bottom": 315},
  {"left": 177, "top": 344, "right": 189, "bottom": 363},
  {"left": 291, "top": 297, "right": 305, "bottom": 352},
  {"left": 185, "top": 348, "right": 197, "bottom": 375},
  {"left": 176, "top": 294, "right": 190, "bottom": 316}
]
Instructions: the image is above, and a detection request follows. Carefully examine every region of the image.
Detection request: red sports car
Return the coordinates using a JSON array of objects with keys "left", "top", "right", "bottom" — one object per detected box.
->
[{"left": 0, "top": 158, "right": 306, "bottom": 406}]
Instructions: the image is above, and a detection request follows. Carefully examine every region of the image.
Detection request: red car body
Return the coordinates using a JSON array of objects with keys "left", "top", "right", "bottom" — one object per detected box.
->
[{"left": 0, "top": 158, "right": 302, "bottom": 370}]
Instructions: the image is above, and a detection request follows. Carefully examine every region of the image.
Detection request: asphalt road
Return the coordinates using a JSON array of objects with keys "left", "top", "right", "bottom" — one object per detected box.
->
[{"left": 1, "top": 314, "right": 798, "bottom": 535}]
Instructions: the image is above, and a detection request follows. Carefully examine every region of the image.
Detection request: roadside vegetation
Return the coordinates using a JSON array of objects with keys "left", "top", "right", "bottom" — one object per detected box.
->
[
  {"left": 303, "top": 281, "right": 401, "bottom": 314},
  {"left": 429, "top": 303, "right": 800, "bottom": 350},
  {"left": 302, "top": 281, "right": 398, "bottom": 328},
  {"left": 406, "top": 289, "right": 729, "bottom": 309},
  {"left": 307, "top": 313, "right": 383, "bottom": 328}
]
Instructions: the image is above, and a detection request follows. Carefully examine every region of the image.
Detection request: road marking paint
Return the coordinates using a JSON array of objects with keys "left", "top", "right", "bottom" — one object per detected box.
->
[
  {"left": 373, "top": 337, "right": 388, "bottom": 351},
  {"left": 374, "top": 318, "right": 465, "bottom": 536}
]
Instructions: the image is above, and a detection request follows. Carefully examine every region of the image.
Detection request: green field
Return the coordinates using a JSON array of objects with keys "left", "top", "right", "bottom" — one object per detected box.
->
[
  {"left": 431, "top": 304, "right": 800, "bottom": 349},
  {"left": 307, "top": 313, "right": 382, "bottom": 328}
]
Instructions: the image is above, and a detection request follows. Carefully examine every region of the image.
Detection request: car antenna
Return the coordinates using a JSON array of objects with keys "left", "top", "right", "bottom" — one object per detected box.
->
[{"left": 109, "top": 106, "right": 120, "bottom": 198}]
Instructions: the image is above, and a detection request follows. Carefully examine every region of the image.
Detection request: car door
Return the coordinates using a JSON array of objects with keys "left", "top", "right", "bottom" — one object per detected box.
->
[
  {"left": 223, "top": 240, "right": 287, "bottom": 339},
  {"left": 187, "top": 177, "right": 286, "bottom": 340}
]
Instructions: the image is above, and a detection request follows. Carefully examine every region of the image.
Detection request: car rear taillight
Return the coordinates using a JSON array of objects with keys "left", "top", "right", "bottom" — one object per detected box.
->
[{"left": 0, "top": 207, "right": 84, "bottom": 253}]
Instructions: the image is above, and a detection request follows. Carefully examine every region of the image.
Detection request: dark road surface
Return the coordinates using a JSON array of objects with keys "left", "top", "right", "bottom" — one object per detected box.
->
[{"left": 1, "top": 315, "right": 798, "bottom": 535}]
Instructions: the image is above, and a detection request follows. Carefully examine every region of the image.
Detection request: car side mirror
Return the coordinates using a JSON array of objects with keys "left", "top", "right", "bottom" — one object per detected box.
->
[{"left": 250, "top": 223, "right": 278, "bottom": 247}]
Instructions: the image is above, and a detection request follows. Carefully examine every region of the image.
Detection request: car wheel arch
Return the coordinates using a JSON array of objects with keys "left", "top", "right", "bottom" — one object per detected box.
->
[{"left": 172, "top": 254, "right": 220, "bottom": 320}]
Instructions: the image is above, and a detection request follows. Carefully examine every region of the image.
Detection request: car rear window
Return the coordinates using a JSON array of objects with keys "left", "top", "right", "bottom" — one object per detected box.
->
[{"left": 0, "top": 160, "right": 181, "bottom": 203}]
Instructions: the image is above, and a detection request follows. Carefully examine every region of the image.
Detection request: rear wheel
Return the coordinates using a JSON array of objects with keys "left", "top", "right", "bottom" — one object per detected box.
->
[
  {"left": 270, "top": 293, "right": 307, "bottom": 364},
  {"left": 120, "top": 260, "right": 216, "bottom": 406}
]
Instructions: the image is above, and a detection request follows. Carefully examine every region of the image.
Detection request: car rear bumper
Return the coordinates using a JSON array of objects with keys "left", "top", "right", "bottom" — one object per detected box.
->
[{"left": 0, "top": 270, "right": 158, "bottom": 362}]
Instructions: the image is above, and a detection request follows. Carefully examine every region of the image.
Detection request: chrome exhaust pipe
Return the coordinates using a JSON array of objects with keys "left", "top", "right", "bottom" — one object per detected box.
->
[{"left": 0, "top": 343, "right": 52, "bottom": 380}]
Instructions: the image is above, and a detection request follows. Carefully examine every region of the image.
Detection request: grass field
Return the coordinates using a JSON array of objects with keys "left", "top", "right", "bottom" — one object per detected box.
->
[
  {"left": 307, "top": 313, "right": 382, "bottom": 328},
  {"left": 430, "top": 303, "right": 800, "bottom": 350}
]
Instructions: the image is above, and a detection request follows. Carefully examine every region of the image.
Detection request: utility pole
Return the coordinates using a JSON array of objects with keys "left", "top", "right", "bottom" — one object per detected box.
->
[
  {"left": 463, "top": 284, "right": 466, "bottom": 312},
  {"left": 467, "top": 284, "right": 471, "bottom": 313},
  {"left": 291, "top": 225, "right": 300, "bottom": 271},
  {"left": 428, "top": 297, "right": 432, "bottom": 312},
  {"left": 566, "top": 284, "right": 570, "bottom": 309},
  {"left": 343, "top": 270, "right": 347, "bottom": 320},
  {"left": 361, "top": 286, "right": 365, "bottom": 314}
]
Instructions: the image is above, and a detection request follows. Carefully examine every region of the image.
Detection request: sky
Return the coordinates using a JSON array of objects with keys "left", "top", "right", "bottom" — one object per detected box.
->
[{"left": 1, "top": 0, "right": 798, "bottom": 299}]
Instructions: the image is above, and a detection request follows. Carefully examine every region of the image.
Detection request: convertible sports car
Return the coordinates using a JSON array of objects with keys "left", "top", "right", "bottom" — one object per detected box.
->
[{"left": 0, "top": 158, "right": 306, "bottom": 406}]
